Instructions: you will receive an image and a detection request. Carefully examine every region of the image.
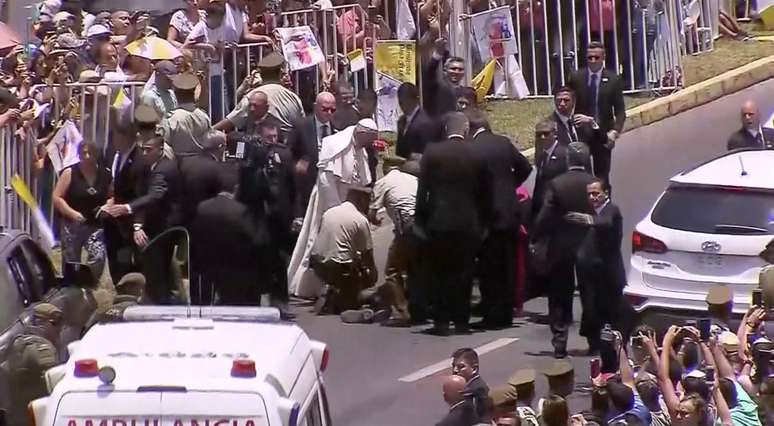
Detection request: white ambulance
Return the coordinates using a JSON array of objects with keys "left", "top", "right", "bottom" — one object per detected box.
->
[{"left": 28, "top": 306, "right": 331, "bottom": 426}]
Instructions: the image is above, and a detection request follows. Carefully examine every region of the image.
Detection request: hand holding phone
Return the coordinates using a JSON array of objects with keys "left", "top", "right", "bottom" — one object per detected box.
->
[
  {"left": 698, "top": 318, "right": 711, "bottom": 342},
  {"left": 753, "top": 288, "right": 763, "bottom": 308}
]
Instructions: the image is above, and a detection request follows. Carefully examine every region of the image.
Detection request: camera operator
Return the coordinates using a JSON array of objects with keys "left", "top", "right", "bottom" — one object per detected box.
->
[{"left": 223, "top": 119, "right": 295, "bottom": 319}]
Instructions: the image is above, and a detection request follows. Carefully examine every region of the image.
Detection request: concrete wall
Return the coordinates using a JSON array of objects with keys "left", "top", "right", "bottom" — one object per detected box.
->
[{"left": 611, "top": 78, "right": 774, "bottom": 261}]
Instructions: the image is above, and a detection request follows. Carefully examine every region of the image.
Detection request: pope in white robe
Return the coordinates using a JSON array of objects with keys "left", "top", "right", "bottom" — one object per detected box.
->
[{"left": 287, "top": 118, "right": 377, "bottom": 297}]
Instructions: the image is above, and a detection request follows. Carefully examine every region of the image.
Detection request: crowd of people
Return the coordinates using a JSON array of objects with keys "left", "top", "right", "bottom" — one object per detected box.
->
[{"left": 437, "top": 253, "right": 774, "bottom": 426}]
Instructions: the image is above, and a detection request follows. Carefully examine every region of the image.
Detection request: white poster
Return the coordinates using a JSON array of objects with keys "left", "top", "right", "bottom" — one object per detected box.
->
[
  {"left": 376, "top": 72, "right": 401, "bottom": 132},
  {"left": 396, "top": 0, "right": 417, "bottom": 40},
  {"left": 470, "top": 6, "right": 518, "bottom": 64},
  {"left": 276, "top": 26, "right": 325, "bottom": 71},
  {"left": 47, "top": 120, "right": 83, "bottom": 174}
]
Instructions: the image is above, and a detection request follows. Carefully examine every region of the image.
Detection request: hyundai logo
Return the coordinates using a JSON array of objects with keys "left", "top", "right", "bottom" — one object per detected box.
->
[{"left": 701, "top": 241, "right": 721, "bottom": 253}]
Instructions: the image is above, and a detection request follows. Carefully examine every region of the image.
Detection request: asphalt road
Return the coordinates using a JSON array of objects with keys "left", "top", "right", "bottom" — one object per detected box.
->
[{"left": 294, "top": 79, "right": 774, "bottom": 426}]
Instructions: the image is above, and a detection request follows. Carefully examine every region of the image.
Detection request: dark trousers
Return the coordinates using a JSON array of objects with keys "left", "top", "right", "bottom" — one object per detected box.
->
[
  {"left": 312, "top": 258, "right": 363, "bottom": 312},
  {"left": 141, "top": 235, "right": 175, "bottom": 305},
  {"left": 478, "top": 230, "right": 518, "bottom": 325},
  {"left": 424, "top": 232, "right": 478, "bottom": 328},
  {"left": 592, "top": 146, "right": 612, "bottom": 192},
  {"left": 547, "top": 260, "right": 575, "bottom": 351},
  {"left": 103, "top": 220, "right": 138, "bottom": 285}
]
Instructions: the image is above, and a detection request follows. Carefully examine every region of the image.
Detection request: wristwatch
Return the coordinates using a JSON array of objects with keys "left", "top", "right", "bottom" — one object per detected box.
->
[{"left": 133, "top": 224, "right": 143, "bottom": 232}]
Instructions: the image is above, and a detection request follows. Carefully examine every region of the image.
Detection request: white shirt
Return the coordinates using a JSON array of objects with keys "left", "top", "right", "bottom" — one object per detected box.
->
[
  {"left": 223, "top": 2, "right": 248, "bottom": 43},
  {"left": 370, "top": 169, "right": 417, "bottom": 235},
  {"left": 311, "top": 201, "right": 373, "bottom": 264},
  {"left": 187, "top": 20, "right": 226, "bottom": 76},
  {"left": 227, "top": 85, "right": 305, "bottom": 135}
]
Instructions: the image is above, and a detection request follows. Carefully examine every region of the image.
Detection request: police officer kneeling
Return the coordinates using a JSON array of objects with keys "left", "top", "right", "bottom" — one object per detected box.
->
[{"left": 84, "top": 272, "right": 146, "bottom": 329}]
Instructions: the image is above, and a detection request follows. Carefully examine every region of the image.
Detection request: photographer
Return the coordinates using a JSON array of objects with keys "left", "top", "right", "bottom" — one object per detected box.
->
[{"left": 224, "top": 119, "right": 295, "bottom": 318}]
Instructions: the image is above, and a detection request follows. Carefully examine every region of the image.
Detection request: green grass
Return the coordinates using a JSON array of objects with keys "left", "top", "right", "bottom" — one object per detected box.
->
[{"left": 488, "top": 31, "right": 774, "bottom": 152}]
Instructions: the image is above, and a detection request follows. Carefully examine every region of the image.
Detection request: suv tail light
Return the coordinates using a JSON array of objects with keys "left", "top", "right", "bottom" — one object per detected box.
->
[{"left": 632, "top": 231, "right": 667, "bottom": 254}]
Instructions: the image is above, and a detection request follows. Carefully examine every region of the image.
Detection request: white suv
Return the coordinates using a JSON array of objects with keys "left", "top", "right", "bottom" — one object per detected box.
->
[{"left": 624, "top": 149, "right": 774, "bottom": 317}]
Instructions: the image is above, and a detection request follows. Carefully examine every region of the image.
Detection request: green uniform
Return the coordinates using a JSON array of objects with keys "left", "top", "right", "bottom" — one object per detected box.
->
[{"left": 4, "top": 331, "right": 58, "bottom": 426}]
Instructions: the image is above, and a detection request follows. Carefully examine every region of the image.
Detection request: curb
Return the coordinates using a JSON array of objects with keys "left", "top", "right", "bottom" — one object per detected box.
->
[{"left": 519, "top": 55, "right": 774, "bottom": 160}]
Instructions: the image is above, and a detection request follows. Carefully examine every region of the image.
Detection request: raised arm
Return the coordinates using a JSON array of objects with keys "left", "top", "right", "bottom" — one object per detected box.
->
[{"left": 659, "top": 326, "right": 682, "bottom": 416}]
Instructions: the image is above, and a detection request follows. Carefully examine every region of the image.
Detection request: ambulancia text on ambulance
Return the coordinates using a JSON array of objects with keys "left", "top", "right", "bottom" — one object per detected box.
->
[{"left": 29, "top": 306, "right": 331, "bottom": 426}]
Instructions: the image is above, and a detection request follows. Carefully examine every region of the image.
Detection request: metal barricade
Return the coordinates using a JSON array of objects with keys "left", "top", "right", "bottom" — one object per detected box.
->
[
  {"left": 458, "top": 0, "right": 684, "bottom": 98},
  {"left": 35, "top": 81, "right": 146, "bottom": 157},
  {"left": 678, "top": 0, "right": 716, "bottom": 55},
  {"left": 280, "top": 4, "right": 376, "bottom": 93},
  {"left": 1, "top": 124, "right": 34, "bottom": 235},
  {"left": 222, "top": 42, "right": 272, "bottom": 110}
]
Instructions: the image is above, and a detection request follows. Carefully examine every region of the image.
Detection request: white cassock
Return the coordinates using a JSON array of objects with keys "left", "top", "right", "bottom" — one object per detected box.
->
[{"left": 287, "top": 123, "right": 373, "bottom": 297}]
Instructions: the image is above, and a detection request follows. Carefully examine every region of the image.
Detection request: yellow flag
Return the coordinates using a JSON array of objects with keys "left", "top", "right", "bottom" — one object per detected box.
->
[
  {"left": 11, "top": 174, "right": 37, "bottom": 209},
  {"left": 11, "top": 174, "right": 56, "bottom": 248},
  {"left": 472, "top": 60, "right": 497, "bottom": 103}
]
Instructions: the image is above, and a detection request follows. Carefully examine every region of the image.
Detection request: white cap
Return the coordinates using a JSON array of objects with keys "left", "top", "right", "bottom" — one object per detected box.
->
[
  {"left": 356, "top": 118, "right": 378, "bottom": 131},
  {"left": 86, "top": 24, "right": 111, "bottom": 38},
  {"left": 53, "top": 11, "right": 74, "bottom": 22},
  {"left": 685, "top": 370, "right": 706, "bottom": 379}
]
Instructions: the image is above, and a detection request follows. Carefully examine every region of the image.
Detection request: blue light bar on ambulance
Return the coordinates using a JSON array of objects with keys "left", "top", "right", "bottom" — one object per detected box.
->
[{"left": 123, "top": 306, "right": 281, "bottom": 322}]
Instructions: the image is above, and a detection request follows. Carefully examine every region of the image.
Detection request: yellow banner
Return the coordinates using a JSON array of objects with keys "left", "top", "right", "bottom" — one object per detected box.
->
[{"left": 375, "top": 41, "right": 416, "bottom": 84}]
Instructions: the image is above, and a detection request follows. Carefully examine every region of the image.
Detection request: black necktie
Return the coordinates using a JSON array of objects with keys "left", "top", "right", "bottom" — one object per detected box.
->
[
  {"left": 568, "top": 121, "right": 578, "bottom": 142},
  {"left": 319, "top": 124, "right": 329, "bottom": 149},
  {"left": 589, "top": 74, "right": 599, "bottom": 119}
]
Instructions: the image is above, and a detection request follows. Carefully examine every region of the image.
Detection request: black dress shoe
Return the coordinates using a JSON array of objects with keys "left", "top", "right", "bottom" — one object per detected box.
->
[
  {"left": 421, "top": 325, "right": 451, "bottom": 336},
  {"left": 472, "top": 319, "right": 512, "bottom": 330}
]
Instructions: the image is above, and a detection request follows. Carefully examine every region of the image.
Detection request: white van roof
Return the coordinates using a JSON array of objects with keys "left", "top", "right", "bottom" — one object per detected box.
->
[
  {"left": 671, "top": 149, "right": 774, "bottom": 190},
  {"left": 60, "top": 316, "right": 309, "bottom": 393}
]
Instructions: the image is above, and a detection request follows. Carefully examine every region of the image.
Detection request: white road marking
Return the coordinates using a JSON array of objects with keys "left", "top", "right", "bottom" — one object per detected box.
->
[{"left": 398, "top": 337, "right": 519, "bottom": 383}]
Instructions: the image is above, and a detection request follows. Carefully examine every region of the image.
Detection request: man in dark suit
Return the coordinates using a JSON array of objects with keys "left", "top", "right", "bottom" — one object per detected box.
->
[
  {"left": 567, "top": 178, "right": 632, "bottom": 354},
  {"left": 467, "top": 109, "right": 532, "bottom": 329},
  {"left": 104, "top": 135, "right": 183, "bottom": 303},
  {"left": 100, "top": 119, "right": 145, "bottom": 285},
  {"left": 416, "top": 112, "right": 493, "bottom": 335},
  {"left": 396, "top": 82, "right": 438, "bottom": 158},
  {"left": 287, "top": 91, "right": 337, "bottom": 217},
  {"left": 549, "top": 86, "right": 602, "bottom": 148},
  {"left": 532, "top": 142, "right": 596, "bottom": 358},
  {"left": 532, "top": 120, "right": 567, "bottom": 217},
  {"left": 423, "top": 38, "right": 466, "bottom": 118},
  {"left": 191, "top": 163, "right": 273, "bottom": 307},
  {"left": 568, "top": 41, "right": 626, "bottom": 189},
  {"left": 726, "top": 100, "right": 774, "bottom": 150},
  {"left": 436, "top": 375, "right": 477, "bottom": 426}
]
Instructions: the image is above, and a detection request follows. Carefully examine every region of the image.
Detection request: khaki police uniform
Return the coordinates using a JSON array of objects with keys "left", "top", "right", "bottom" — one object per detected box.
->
[{"left": 4, "top": 304, "right": 61, "bottom": 426}]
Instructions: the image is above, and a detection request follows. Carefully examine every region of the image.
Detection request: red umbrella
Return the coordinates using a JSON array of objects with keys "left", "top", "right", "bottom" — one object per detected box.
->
[{"left": 0, "top": 22, "right": 21, "bottom": 51}]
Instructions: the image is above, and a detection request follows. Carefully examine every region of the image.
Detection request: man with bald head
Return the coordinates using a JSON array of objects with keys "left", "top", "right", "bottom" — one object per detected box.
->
[
  {"left": 436, "top": 375, "right": 478, "bottom": 426},
  {"left": 288, "top": 91, "right": 337, "bottom": 217},
  {"left": 727, "top": 100, "right": 774, "bottom": 150},
  {"left": 416, "top": 112, "right": 493, "bottom": 336}
]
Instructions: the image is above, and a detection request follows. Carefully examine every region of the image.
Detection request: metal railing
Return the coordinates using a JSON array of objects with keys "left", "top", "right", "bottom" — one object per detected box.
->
[
  {"left": 457, "top": 0, "right": 685, "bottom": 98},
  {"left": 1, "top": 124, "right": 34, "bottom": 236}
]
